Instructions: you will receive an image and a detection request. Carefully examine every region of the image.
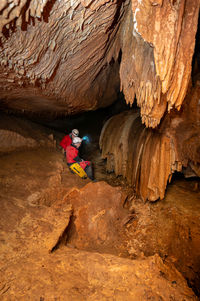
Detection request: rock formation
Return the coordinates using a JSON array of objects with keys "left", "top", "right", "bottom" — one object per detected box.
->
[
  {"left": 0, "top": 0, "right": 199, "bottom": 127},
  {"left": 120, "top": 0, "right": 199, "bottom": 127},
  {"left": 0, "top": 0, "right": 125, "bottom": 114},
  {"left": 0, "top": 149, "right": 198, "bottom": 299},
  {"left": 100, "top": 85, "right": 200, "bottom": 201},
  {"left": 0, "top": 1, "right": 200, "bottom": 297},
  {"left": 0, "top": 112, "right": 57, "bottom": 153}
]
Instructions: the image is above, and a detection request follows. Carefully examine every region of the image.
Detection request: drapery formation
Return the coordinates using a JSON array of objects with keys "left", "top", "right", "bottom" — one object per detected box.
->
[
  {"left": 100, "top": 111, "right": 172, "bottom": 201},
  {"left": 0, "top": 1, "right": 199, "bottom": 200},
  {"left": 0, "top": 0, "right": 125, "bottom": 114},
  {"left": 120, "top": 0, "right": 199, "bottom": 127},
  {"left": 0, "top": 0, "right": 199, "bottom": 125},
  {"left": 100, "top": 85, "right": 200, "bottom": 201}
]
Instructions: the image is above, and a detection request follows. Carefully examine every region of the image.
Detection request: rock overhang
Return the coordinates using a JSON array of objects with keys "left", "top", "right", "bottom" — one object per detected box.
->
[{"left": 0, "top": 0, "right": 199, "bottom": 127}]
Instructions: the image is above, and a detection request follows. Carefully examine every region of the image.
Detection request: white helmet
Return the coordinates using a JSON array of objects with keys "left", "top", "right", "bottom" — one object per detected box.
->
[
  {"left": 72, "top": 129, "right": 79, "bottom": 137},
  {"left": 73, "top": 137, "right": 82, "bottom": 145}
]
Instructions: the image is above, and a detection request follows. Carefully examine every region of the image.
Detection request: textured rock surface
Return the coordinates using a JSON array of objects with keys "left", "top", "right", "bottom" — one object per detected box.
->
[
  {"left": 0, "top": 0, "right": 199, "bottom": 127},
  {"left": 99, "top": 86, "right": 200, "bottom": 201},
  {"left": 123, "top": 183, "right": 200, "bottom": 296},
  {"left": 1, "top": 248, "right": 198, "bottom": 300},
  {"left": 0, "top": 112, "right": 57, "bottom": 153},
  {"left": 63, "top": 181, "right": 129, "bottom": 255},
  {"left": 121, "top": 0, "right": 199, "bottom": 127},
  {"left": 0, "top": 0, "right": 125, "bottom": 114},
  {"left": 0, "top": 144, "right": 198, "bottom": 300}
]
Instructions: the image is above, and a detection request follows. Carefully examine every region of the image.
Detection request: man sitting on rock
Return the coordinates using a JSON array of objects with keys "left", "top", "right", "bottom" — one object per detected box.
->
[{"left": 66, "top": 136, "right": 94, "bottom": 180}]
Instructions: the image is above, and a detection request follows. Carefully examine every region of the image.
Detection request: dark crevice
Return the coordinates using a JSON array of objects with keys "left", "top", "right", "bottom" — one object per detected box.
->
[
  {"left": 118, "top": 48, "right": 122, "bottom": 64},
  {"left": 43, "top": 0, "right": 57, "bottom": 23},
  {"left": 50, "top": 213, "right": 74, "bottom": 253},
  {"left": 21, "top": 0, "right": 31, "bottom": 31},
  {"left": 186, "top": 270, "right": 200, "bottom": 297},
  {"left": 192, "top": 12, "right": 200, "bottom": 86}
]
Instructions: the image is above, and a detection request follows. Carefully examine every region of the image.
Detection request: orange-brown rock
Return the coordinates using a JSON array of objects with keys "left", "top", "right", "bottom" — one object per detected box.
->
[
  {"left": 99, "top": 85, "right": 200, "bottom": 201},
  {"left": 0, "top": 145, "right": 198, "bottom": 299},
  {"left": 1, "top": 247, "right": 197, "bottom": 300},
  {"left": 0, "top": 0, "right": 199, "bottom": 127},
  {"left": 63, "top": 181, "right": 129, "bottom": 255},
  {"left": 0, "top": 0, "right": 124, "bottom": 114},
  {"left": 120, "top": 0, "right": 199, "bottom": 127},
  {"left": 124, "top": 183, "right": 200, "bottom": 297},
  {"left": 0, "top": 112, "right": 57, "bottom": 153}
]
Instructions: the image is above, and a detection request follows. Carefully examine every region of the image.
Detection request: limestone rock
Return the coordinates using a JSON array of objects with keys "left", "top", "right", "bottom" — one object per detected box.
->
[
  {"left": 0, "top": 191, "right": 72, "bottom": 255},
  {"left": 0, "top": 0, "right": 199, "bottom": 126},
  {"left": 125, "top": 183, "right": 200, "bottom": 296},
  {"left": 0, "top": 248, "right": 197, "bottom": 300},
  {"left": 99, "top": 85, "right": 200, "bottom": 201},
  {"left": 0, "top": 0, "right": 124, "bottom": 114},
  {"left": 0, "top": 175, "right": 197, "bottom": 299},
  {"left": 0, "top": 112, "right": 57, "bottom": 153},
  {"left": 0, "top": 129, "right": 37, "bottom": 153},
  {"left": 120, "top": 0, "right": 199, "bottom": 127},
  {"left": 0, "top": 143, "right": 198, "bottom": 299},
  {"left": 63, "top": 181, "right": 128, "bottom": 255}
]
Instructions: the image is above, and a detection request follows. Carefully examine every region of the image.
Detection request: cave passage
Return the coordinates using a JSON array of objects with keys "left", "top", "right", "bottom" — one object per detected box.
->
[
  {"left": 0, "top": 0, "right": 200, "bottom": 299},
  {"left": 0, "top": 95, "right": 200, "bottom": 298}
]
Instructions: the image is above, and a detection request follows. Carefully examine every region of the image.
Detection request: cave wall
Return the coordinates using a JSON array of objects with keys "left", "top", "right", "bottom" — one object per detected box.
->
[
  {"left": 99, "top": 85, "right": 200, "bottom": 201},
  {"left": 0, "top": 0, "right": 126, "bottom": 114},
  {"left": 100, "top": 110, "right": 171, "bottom": 201},
  {"left": 120, "top": 0, "right": 199, "bottom": 127},
  {"left": 0, "top": 0, "right": 200, "bottom": 201},
  {"left": 0, "top": 0, "right": 199, "bottom": 126}
]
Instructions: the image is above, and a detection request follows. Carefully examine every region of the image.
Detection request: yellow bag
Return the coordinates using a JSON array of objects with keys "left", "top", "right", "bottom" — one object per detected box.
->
[{"left": 69, "top": 163, "right": 87, "bottom": 179}]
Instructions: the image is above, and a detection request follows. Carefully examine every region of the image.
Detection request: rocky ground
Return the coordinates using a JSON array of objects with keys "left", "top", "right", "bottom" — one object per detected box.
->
[{"left": 0, "top": 114, "right": 199, "bottom": 300}]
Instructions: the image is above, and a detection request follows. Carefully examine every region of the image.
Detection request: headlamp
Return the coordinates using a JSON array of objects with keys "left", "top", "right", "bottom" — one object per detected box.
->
[{"left": 82, "top": 135, "right": 90, "bottom": 143}]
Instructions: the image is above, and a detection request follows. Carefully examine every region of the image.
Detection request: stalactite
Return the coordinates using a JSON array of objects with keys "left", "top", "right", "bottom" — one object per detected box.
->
[
  {"left": 120, "top": 0, "right": 199, "bottom": 128},
  {"left": 0, "top": 0, "right": 199, "bottom": 124},
  {"left": 0, "top": 0, "right": 125, "bottom": 114},
  {"left": 0, "top": 0, "right": 50, "bottom": 33},
  {"left": 100, "top": 86, "right": 200, "bottom": 201}
]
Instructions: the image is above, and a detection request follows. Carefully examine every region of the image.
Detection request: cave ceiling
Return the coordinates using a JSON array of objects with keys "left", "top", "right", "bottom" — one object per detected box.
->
[{"left": 0, "top": 0, "right": 199, "bottom": 127}]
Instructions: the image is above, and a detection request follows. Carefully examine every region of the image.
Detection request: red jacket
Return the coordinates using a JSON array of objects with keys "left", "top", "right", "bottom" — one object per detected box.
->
[
  {"left": 60, "top": 134, "right": 72, "bottom": 150},
  {"left": 66, "top": 144, "right": 90, "bottom": 170},
  {"left": 66, "top": 145, "right": 80, "bottom": 164}
]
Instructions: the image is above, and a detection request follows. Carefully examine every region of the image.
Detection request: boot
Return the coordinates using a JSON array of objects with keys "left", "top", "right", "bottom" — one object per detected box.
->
[{"left": 85, "top": 165, "right": 94, "bottom": 180}]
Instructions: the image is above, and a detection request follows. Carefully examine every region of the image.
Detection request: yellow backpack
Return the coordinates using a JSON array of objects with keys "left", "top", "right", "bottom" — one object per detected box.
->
[{"left": 69, "top": 163, "right": 87, "bottom": 179}]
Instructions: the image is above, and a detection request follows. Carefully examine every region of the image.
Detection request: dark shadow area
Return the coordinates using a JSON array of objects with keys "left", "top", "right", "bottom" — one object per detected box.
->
[
  {"left": 168, "top": 171, "right": 200, "bottom": 193},
  {"left": 51, "top": 214, "right": 75, "bottom": 253},
  {"left": 27, "top": 92, "right": 136, "bottom": 142},
  {"left": 192, "top": 12, "right": 200, "bottom": 86},
  {"left": 43, "top": 0, "right": 57, "bottom": 23}
]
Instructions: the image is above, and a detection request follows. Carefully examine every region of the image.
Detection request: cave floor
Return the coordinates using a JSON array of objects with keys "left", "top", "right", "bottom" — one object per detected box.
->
[{"left": 0, "top": 145, "right": 199, "bottom": 300}]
